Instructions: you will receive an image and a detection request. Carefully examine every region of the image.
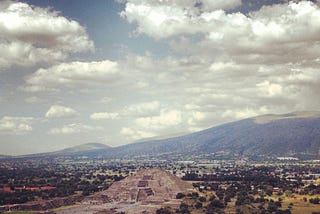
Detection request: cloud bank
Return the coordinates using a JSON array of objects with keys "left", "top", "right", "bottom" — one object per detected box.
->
[
  {"left": 45, "top": 105, "right": 78, "bottom": 119},
  {"left": 0, "top": 1, "right": 93, "bottom": 68},
  {"left": 0, "top": 116, "right": 33, "bottom": 134},
  {"left": 2, "top": 0, "right": 320, "bottom": 153}
]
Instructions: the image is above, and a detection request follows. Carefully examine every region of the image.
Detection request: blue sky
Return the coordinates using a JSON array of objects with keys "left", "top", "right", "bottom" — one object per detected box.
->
[
  {"left": 22, "top": 0, "right": 170, "bottom": 59},
  {"left": 1, "top": 0, "right": 320, "bottom": 155}
]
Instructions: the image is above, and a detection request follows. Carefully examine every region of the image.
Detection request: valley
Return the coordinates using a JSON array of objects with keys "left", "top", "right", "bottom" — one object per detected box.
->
[{"left": 0, "top": 156, "right": 319, "bottom": 213}]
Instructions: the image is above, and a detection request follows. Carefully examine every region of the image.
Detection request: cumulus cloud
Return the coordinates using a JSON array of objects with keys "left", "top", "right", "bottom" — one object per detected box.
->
[
  {"left": 120, "top": 0, "right": 242, "bottom": 39},
  {"left": 90, "top": 112, "right": 119, "bottom": 120},
  {"left": 121, "top": 1, "right": 201, "bottom": 39},
  {"left": 90, "top": 101, "right": 160, "bottom": 121},
  {"left": 48, "top": 123, "right": 101, "bottom": 135},
  {"left": 122, "top": 0, "right": 320, "bottom": 65},
  {"left": 187, "top": 111, "right": 206, "bottom": 126},
  {"left": 0, "top": 1, "right": 93, "bottom": 68},
  {"left": 222, "top": 107, "right": 269, "bottom": 120},
  {"left": 45, "top": 105, "right": 78, "bottom": 118},
  {"left": 134, "top": 109, "right": 182, "bottom": 130},
  {"left": 0, "top": 116, "right": 33, "bottom": 134},
  {"left": 256, "top": 81, "right": 283, "bottom": 97},
  {"left": 24, "top": 60, "right": 119, "bottom": 91},
  {"left": 117, "top": 1, "right": 320, "bottom": 126},
  {"left": 173, "top": 1, "right": 320, "bottom": 64},
  {"left": 118, "top": 107, "right": 184, "bottom": 142},
  {"left": 112, "top": 51, "right": 320, "bottom": 136}
]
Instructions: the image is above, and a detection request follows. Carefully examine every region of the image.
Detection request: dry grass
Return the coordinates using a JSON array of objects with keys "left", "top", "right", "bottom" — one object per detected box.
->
[
  {"left": 281, "top": 194, "right": 320, "bottom": 214},
  {"left": 263, "top": 194, "right": 320, "bottom": 214}
]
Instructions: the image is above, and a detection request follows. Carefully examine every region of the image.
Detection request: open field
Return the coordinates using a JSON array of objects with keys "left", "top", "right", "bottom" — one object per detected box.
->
[{"left": 267, "top": 194, "right": 320, "bottom": 214}]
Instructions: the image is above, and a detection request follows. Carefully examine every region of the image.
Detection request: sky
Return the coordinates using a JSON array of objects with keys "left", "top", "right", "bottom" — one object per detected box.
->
[{"left": 1, "top": 0, "right": 320, "bottom": 155}]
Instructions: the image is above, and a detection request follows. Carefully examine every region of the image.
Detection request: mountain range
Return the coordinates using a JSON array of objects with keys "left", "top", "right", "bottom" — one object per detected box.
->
[
  {"left": 7, "top": 111, "right": 320, "bottom": 160},
  {"left": 51, "top": 142, "right": 110, "bottom": 155},
  {"left": 103, "top": 111, "right": 320, "bottom": 159}
]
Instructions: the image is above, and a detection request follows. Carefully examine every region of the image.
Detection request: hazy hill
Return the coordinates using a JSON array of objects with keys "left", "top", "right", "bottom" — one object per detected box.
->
[
  {"left": 51, "top": 143, "right": 111, "bottom": 155},
  {"left": 15, "top": 143, "right": 111, "bottom": 158},
  {"left": 0, "top": 155, "right": 11, "bottom": 159}
]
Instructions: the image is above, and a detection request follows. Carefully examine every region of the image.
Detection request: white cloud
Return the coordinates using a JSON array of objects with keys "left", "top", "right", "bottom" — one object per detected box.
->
[
  {"left": 257, "top": 81, "right": 283, "bottom": 97},
  {"left": 48, "top": 123, "right": 101, "bottom": 135},
  {"left": 177, "top": 1, "right": 320, "bottom": 64},
  {"left": 109, "top": 50, "right": 320, "bottom": 137},
  {"left": 123, "top": 101, "right": 160, "bottom": 117},
  {"left": 102, "top": 54, "right": 296, "bottom": 134},
  {"left": 134, "top": 109, "right": 182, "bottom": 130},
  {"left": 119, "top": 107, "right": 184, "bottom": 142},
  {"left": 115, "top": 1, "right": 320, "bottom": 130},
  {"left": 120, "top": 0, "right": 242, "bottom": 39},
  {"left": 45, "top": 105, "right": 78, "bottom": 118},
  {"left": 0, "top": 116, "right": 33, "bottom": 134},
  {"left": 24, "top": 60, "right": 119, "bottom": 91},
  {"left": 90, "top": 112, "right": 119, "bottom": 120},
  {"left": 121, "top": 1, "right": 199, "bottom": 39},
  {"left": 121, "top": 0, "right": 242, "bottom": 38},
  {"left": 122, "top": 1, "right": 320, "bottom": 65},
  {"left": 187, "top": 111, "right": 206, "bottom": 126},
  {"left": 0, "top": 1, "right": 93, "bottom": 68},
  {"left": 120, "top": 127, "right": 156, "bottom": 141},
  {"left": 222, "top": 107, "right": 269, "bottom": 120},
  {"left": 25, "top": 96, "right": 45, "bottom": 103},
  {"left": 90, "top": 101, "right": 161, "bottom": 122}
]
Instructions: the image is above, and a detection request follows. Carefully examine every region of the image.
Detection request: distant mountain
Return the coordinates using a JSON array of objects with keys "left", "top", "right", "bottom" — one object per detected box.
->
[
  {"left": 0, "top": 155, "right": 11, "bottom": 159},
  {"left": 15, "top": 111, "right": 320, "bottom": 160},
  {"left": 102, "top": 111, "right": 320, "bottom": 160},
  {"left": 52, "top": 143, "right": 111, "bottom": 155},
  {"left": 16, "top": 143, "right": 111, "bottom": 158}
]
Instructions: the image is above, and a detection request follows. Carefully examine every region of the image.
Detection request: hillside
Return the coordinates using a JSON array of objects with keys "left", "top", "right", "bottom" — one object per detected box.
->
[
  {"left": 16, "top": 143, "right": 111, "bottom": 158},
  {"left": 104, "top": 111, "right": 320, "bottom": 159},
  {"left": 0, "top": 155, "right": 11, "bottom": 159},
  {"left": 51, "top": 142, "right": 111, "bottom": 155}
]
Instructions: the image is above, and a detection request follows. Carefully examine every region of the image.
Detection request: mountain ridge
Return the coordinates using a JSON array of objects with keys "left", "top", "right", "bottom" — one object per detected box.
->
[
  {"left": 253, "top": 111, "right": 320, "bottom": 124},
  {"left": 12, "top": 143, "right": 111, "bottom": 158},
  {"left": 52, "top": 142, "right": 111, "bottom": 154},
  {"left": 105, "top": 111, "right": 320, "bottom": 159},
  {"left": 4, "top": 111, "right": 320, "bottom": 160}
]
